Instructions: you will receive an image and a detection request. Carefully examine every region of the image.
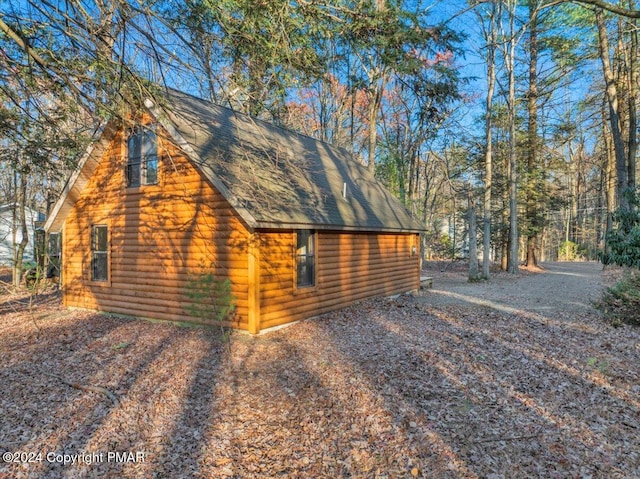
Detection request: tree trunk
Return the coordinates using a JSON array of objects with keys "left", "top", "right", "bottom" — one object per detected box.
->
[
  {"left": 468, "top": 193, "right": 479, "bottom": 281},
  {"left": 603, "top": 97, "right": 617, "bottom": 252},
  {"left": 506, "top": 0, "right": 519, "bottom": 274},
  {"left": 596, "top": 8, "right": 629, "bottom": 210},
  {"left": 501, "top": 235, "right": 508, "bottom": 271},
  {"left": 501, "top": 186, "right": 509, "bottom": 271},
  {"left": 365, "top": 0, "right": 389, "bottom": 175},
  {"left": 366, "top": 79, "right": 385, "bottom": 174},
  {"left": 627, "top": 4, "right": 638, "bottom": 191},
  {"left": 481, "top": 1, "right": 499, "bottom": 279},
  {"left": 12, "top": 171, "right": 28, "bottom": 289},
  {"left": 525, "top": 0, "right": 540, "bottom": 268}
]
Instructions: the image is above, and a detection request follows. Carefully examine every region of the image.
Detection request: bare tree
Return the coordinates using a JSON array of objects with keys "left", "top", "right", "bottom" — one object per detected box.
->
[{"left": 477, "top": 1, "right": 500, "bottom": 278}]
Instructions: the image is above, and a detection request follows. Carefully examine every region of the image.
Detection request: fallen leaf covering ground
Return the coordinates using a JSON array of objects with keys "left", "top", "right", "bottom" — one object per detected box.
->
[{"left": 0, "top": 262, "right": 639, "bottom": 478}]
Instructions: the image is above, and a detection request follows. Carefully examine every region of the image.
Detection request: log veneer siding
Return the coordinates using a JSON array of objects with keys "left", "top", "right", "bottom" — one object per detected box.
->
[
  {"left": 258, "top": 231, "right": 420, "bottom": 330},
  {"left": 61, "top": 128, "right": 251, "bottom": 329}
]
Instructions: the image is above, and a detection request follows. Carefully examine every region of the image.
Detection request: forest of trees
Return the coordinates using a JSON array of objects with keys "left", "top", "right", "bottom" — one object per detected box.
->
[{"left": 2, "top": 0, "right": 640, "bottom": 285}]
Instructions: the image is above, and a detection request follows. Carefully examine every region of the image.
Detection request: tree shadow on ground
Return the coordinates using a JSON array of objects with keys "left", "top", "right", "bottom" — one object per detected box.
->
[
  {"left": 307, "top": 296, "right": 639, "bottom": 477},
  {"left": 0, "top": 289, "right": 60, "bottom": 316},
  {"left": 0, "top": 305, "right": 229, "bottom": 479},
  {"left": 1, "top": 292, "right": 638, "bottom": 478}
]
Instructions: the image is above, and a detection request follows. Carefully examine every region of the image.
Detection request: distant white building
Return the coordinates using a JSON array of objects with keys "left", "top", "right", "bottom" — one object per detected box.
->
[{"left": 0, "top": 204, "right": 45, "bottom": 266}]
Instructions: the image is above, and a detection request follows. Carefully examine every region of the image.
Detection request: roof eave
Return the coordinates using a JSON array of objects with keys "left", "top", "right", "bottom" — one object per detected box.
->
[
  {"left": 252, "top": 220, "right": 425, "bottom": 234},
  {"left": 44, "top": 121, "right": 114, "bottom": 233}
]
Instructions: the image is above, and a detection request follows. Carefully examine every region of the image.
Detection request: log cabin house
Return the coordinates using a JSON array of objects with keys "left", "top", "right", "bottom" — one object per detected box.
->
[{"left": 44, "top": 88, "right": 423, "bottom": 334}]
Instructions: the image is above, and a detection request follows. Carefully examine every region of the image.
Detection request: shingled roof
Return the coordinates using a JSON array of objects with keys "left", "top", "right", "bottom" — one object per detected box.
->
[
  {"left": 46, "top": 88, "right": 424, "bottom": 233},
  {"left": 151, "top": 88, "right": 423, "bottom": 232}
]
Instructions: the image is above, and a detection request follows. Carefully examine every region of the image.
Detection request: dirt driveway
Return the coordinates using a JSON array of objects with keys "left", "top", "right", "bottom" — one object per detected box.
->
[{"left": 422, "top": 261, "right": 604, "bottom": 314}]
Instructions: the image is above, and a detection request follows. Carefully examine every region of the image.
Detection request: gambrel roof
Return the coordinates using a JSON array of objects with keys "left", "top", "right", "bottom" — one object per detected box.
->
[{"left": 46, "top": 88, "right": 424, "bottom": 233}]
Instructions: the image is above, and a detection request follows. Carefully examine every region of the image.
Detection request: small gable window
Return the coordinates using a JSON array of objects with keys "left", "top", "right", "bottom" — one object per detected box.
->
[
  {"left": 296, "top": 230, "right": 315, "bottom": 288},
  {"left": 126, "top": 125, "right": 158, "bottom": 187},
  {"left": 91, "top": 225, "right": 109, "bottom": 282}
]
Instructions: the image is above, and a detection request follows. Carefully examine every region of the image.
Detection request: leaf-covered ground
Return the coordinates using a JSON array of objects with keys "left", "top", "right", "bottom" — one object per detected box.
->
[{"left": 0, "top": 262, "right": 639, "bottom": 478}]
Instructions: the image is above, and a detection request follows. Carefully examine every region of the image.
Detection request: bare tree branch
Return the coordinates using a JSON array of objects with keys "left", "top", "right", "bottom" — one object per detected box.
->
[{"left": 570, "top": 0, "right": 640, "bottom": 18}]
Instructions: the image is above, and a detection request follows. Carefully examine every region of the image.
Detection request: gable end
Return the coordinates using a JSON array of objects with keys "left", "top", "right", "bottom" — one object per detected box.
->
[{"left": 44, "top": 121, "right": 115, "bottom": 233}]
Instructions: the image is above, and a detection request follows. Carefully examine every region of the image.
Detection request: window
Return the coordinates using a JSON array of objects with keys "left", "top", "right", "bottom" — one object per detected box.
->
[
  {"left": 47, "top": 232, "right": 61, "bottom": 279},
  {"left": 91, "top": 225, "right": 108, "bottom": 282},
  {"left": 296, "top": 230, "right": 315, "bottom": 288},
  {"left": 126, "top": 125, "right": 157, "bottom": 187}
]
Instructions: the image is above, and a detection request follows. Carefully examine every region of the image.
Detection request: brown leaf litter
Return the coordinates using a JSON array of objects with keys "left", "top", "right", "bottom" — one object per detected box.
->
[{"left": 0, "top": 263, "right": 639, "bottom": 478}]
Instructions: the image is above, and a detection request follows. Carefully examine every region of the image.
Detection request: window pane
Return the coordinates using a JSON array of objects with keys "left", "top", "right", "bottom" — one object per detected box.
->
[
  {"left": 144, "top": 157, "right": 158, "bottom": 185},
  {"left": 126, "top": 161, "right": 141, "bottom": 187},
  {"left": 128, "top": 127, "right": 157, "bottom": 187},
  {"left": 308, "top": 258, "right": 314, "bottom": 285},
  {"left": 297, "top": 256, "right": 310, "bottom": 287},
  {"left": 297, "top": 230, "right": 309, "bottom": 255},
  {"left": 47, "top": 233, "right": 61, "bottom": 278},
  {"left": 141, "top": 129, "right": 156, "bottom": 157},
  {"left": 127, "top": 128, "right": 142, "bottom": 187},
  {"left": 92, "top": 252, "right": 108, "bottom": 281},
  {"left": 94, "top": 226, "right": 107, "bottom": 252},
  {"left": 307, "top": 231, "right": 314, "bottom": 255},
  {"left": 47, "top": 233, "right": 60, "bottom": 256},
  {"left": 127, "top": 132, "right": 140, "bottom": 159},
  {"left": 296, "top": 254, "right": 315, "bottom": 287}
]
